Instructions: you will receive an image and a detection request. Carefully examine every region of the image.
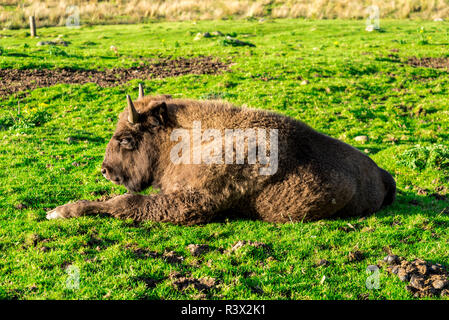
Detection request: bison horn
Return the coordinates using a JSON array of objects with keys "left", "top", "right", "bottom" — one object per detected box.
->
[
  {"left": 138, "top": 83, "right": 144, "bottom": 99},
  {"left": 127, "top": 95, "right": 139, "bottom": 124}
]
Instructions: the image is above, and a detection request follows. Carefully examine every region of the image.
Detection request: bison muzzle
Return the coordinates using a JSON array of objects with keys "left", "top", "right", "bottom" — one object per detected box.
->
[{"left": 47, "top": 86, "right": 396, "bottom": 224}]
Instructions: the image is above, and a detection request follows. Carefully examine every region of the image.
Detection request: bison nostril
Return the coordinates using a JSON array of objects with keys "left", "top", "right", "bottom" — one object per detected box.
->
[{"left": 101, "top": 168, "right": 107, "bottom": 175}]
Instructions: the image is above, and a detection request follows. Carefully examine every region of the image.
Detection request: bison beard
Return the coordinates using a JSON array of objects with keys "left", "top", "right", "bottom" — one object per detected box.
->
[{"left": 47, "top": 88, "right": 396, "bottom": 225}]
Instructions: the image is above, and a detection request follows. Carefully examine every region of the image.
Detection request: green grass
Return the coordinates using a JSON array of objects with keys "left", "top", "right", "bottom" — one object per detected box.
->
[{"left": 0, "top": 19, "right": 449, "bottom": 300}]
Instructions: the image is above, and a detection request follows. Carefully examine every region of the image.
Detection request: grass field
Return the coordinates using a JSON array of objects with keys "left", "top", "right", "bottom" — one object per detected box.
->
[{"left": 0, "top": 19, "right": 449, "bottom": 300}]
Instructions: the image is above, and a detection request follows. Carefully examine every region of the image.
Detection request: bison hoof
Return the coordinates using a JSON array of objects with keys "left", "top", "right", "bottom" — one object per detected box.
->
[{"left": 46, "top": 208, "right": 64, "bottom": 220}]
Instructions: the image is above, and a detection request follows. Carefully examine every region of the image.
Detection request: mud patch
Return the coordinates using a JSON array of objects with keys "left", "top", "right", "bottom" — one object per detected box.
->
[
  {"left": 135, "top": 276, "right": 160, "bottom": 289},
  {"left": 187, "top": 244, "right": 210, "bottom": 257},
  {"left": 170, "top": 271, "right": 216, "bottom": 292},
  {"left": 227, "top": 240, "right": 270, "bottom": 253},
  {"left": 132, "top": 248, "right": 159, "bottom": 259},
  {"left": 163, "top": 250, "right": 184, "bottom": 264},
  {"left": 407, "top": 57, "right": 449, "bottom": 70},
  {"left": 384, "top": 255, "right": 449, "bottom": 298},
  {"left": 348, "top": 250, "right": 365, "bottom": 262},
  {"left": 0, "top": 56, "right": 229, "bottom": 97}
]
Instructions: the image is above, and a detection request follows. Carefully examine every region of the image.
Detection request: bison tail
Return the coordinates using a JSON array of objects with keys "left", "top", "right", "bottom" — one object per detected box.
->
[{"left": 380, "top": 168, "right": 396, "bottom": 207}]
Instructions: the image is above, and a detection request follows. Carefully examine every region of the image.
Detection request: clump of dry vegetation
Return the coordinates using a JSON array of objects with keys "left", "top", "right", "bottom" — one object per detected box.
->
[{"left": 1, "top": 0, "right": 449, "bottom": 29}]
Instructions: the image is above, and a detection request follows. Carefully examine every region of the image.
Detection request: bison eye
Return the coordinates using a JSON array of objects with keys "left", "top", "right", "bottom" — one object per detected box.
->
[
  {"left": 119, "top": 137, "right": 134, "bottom": 149},
  {"left": 120, "top": 138, "right": 130, "bottom": 145}
]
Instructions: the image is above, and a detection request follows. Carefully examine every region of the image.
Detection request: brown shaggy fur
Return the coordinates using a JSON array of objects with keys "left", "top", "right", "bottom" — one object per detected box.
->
[{"left": 47, "top": 94, "right": 396, "bottom": 225}]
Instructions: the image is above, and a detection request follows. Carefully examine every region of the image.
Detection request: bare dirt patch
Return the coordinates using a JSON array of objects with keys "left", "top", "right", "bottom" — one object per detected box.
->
[
  {"left": 170, "top": 271, "right": 216, "bottom": 292},
  {"left": 187, "top": 244, "right": 210, "bottom": 257},
  {"left": 163, "top": 250, "right": 185, "bottom": 264},
  {"left": 227, "top": 240, "right": 270, "bottom": 253},
  {"left": 348, "top": 250, "right": 365, "bottom": 262},
  {"left": 406, "top": 57, "right": 449, "bottom": 70},
  {"left": 0, "top": 56, "right": 229, "bottom": 97}
]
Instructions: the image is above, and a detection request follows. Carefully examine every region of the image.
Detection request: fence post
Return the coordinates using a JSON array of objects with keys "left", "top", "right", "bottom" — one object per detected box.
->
[{"left": 29, "top": 16, "right": 36, "bottom": 37}]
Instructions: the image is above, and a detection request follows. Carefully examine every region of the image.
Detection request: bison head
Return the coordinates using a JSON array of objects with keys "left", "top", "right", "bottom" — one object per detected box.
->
[{"left": 101, "top": 86, "right": 169, "bottom": 193}]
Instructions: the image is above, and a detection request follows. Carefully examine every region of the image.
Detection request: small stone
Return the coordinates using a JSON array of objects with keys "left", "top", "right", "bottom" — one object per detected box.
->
[
  {"left": 354, "top": 135, "right": 369, "bottom": 144},
  {"left": 300, "top": 80, "right": 309, "bottom": 85}
]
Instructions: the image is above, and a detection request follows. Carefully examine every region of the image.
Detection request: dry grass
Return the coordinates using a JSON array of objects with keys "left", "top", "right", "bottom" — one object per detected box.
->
[{"left": 1, "top": 0, "right": 449, "bottom": 29}]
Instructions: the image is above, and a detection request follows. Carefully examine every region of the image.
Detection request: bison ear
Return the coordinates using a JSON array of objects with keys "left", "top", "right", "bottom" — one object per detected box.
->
[{"left": 149, "top": 102, "right": 168, "bottom": 127}]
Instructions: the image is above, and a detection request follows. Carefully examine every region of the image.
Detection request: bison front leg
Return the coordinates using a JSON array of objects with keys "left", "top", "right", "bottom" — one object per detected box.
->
[
  {"left": 46, "top": 191, "right": 222, "bottom": 225},
  {"left": 46, "top": 200, "right": 109, "bottom": 220}
]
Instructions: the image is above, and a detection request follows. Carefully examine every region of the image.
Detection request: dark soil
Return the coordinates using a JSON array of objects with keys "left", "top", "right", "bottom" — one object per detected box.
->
[
  {"left": 171, "top": 272, "right": 216, "bottom": 292},
  {"left": 0, "top": 56, "right": 229, "bottom": 97},
  {"left": 384, "top": 255, "right": 449, "bottom": 298},
  {"left": 348, "top": 250, "right": 365, "bottom": 262},
  {"left": 187, "top": 244, "right": 210, "bottom": 257},
  {"left": 133, "top": 248, "right": 159, "bottom": 259},
  {"left": 135, "top": 276, "right": 160, "bottom": 289},
  {"left": 163, "top": 250, "right": 184, "bottom": 264},
  {"left": 407, "top": 57, "right": 449, "bottom": 70},
  {"left": 228, "top": 240, "right": 270, "bottom": 252}
]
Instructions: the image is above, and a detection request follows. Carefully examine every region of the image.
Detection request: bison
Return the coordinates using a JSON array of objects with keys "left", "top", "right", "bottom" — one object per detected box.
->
[{"left": 47, "top": 85, "right": 396, "bottom": 224}]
